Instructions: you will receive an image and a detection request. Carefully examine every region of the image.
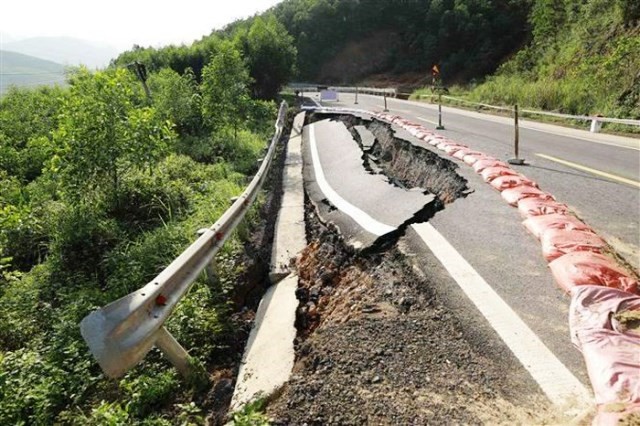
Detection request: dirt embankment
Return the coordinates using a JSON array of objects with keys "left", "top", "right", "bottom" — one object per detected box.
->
[{"left": 267, "top": 210, "right": 564, "bottom": 425}]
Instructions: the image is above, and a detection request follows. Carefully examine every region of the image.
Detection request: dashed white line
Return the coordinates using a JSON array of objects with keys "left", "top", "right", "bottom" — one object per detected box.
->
[
  {"left": 308, "top": 124, "right": 395, "bottom": 236},
  {"left": 411, "top": 222, "right": 592, "bottom": 413}
]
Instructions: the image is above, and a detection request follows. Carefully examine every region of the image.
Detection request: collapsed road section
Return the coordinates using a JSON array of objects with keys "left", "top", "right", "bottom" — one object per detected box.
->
[
  {"left": 260, "top": 111, "right": 582, "bottom": 424},
  {"left": 302, "top": 112, "right": 468, "bottom": 251}
]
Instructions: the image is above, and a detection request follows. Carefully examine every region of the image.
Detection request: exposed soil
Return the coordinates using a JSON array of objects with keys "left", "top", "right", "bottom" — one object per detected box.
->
[
  {"left": 318, "top": 31, "right": 401, "bottom": 84},
  {"left": 266, "top": 207, "right": 567, "bottom": 425}
]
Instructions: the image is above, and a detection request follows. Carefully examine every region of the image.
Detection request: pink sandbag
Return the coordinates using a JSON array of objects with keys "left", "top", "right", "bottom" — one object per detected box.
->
[
  {"left": 517, "top": 198, "right": 568, "bottom": 218},
  {"left": 582, "top": 332, "right": 640, "bottom": 425},
  {"left": 523, "top": 213, "right": 591, "bottom": 239},
  {"left": 436, "top": 141, "right": 457, "bottom": 151},
  {"left": 443, "top": 144, "right": 468, "bottom": 155},
  {"left": 570, "top": 285, "right": 640, "bottom": 346},
  {"left": 570, "top": 286, "right": 640, "bottom": 426},
  {"left": 452, "top": 148, "right": 482, "bottom": 161},
  {"left": 481, "top": 166, "right": 518, "bottom": 182},
  {"left": 472, "top": 158, "right": 507, "bottom": 173},
  {"left": 541, "top": 228, "right": 607, "bottom": 261},
  {"left": 463, "top": 153, "right": 488, "bottom": 165},
  {"left": 490, "top": 175, "right": 538, "bottom": 191},
  {"left": 549, "top": 252, "right": 639, "bottom": 293},
  {"left": 502, "top": 186, "right": 555, "bottom": 206}
]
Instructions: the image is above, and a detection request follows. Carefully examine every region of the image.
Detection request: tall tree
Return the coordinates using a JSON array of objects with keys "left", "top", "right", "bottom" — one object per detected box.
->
[
  {"left": 235, "top": 15, "right": 297, "bottom": 99},
  {"left": 201, "top": 42, "right": 252, "bottom": 136}
]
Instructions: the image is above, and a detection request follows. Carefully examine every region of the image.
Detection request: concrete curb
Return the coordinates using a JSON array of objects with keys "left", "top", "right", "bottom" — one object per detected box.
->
[
  {"left": 270, "top": 112, "right": 307, "bottom": 283},
  {"left": 231, "top": 112, "right": 308, "bottom": 411},
  {"left": 230, "top": 274, "right": 299, "bottom": 411}
]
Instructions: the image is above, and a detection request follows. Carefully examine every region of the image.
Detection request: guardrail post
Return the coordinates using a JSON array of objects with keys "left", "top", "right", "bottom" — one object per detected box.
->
[
  {"left": 508, "top": 104, "right": 525, "bottom": 165},
  {"left": 436, "top": 94, "right": 445, "bottom": 130},
  {"left": 355, "top": 87, "right": 359, "bottom": 105},
  {"left": 384, "top": 91, "right": 389, "bottom": 112},
  {"left": 155, "top": 326, "right": 192, "bottom": 378},
  {"left": 590, "top": 116, "right": 603, "bottom": 133}
]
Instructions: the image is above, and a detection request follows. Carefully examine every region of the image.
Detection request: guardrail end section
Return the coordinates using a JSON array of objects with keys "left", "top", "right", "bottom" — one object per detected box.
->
[{"left": 80, "top": 307, "right": 157, "bottom": 379}]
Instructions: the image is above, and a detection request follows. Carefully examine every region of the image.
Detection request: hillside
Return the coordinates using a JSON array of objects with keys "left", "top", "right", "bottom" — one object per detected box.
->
[
  {"left": 265, "top": 0, "right": 531, "bottom": 84},
  {"left": 468, "top": 0, "right": 640, "bottom": 119},
  {"left": 0, "top": 50, "right": 66, "bottom": 93},
  {"left": 1, "top": 36, "right": 118, "bottom": 69},
  {"left": 113, "top": 0, "right": 531, "bottom": 88}
]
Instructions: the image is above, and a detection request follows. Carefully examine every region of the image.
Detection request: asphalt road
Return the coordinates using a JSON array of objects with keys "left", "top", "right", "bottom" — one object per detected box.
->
[
  {"left": 303, "top": 118, "right": 435, "bottom": 249},
  {"left": 298, "top": 99, "right": 640, "bottom": 409},
  {"left": 320, "top": 93, "right": 640, "bottom": 271}
]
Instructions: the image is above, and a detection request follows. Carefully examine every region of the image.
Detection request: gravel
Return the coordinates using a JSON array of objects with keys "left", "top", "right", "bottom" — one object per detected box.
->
[{"left": 266, "top": 209, "right": 567, "bottom": 425}]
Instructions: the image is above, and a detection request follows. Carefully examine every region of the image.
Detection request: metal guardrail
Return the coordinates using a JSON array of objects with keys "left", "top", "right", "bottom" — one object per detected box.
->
[
  {"left": 414, "top": 93, "right": 640, "bottom": 130},
  {"left": 287, "top": 84, "right": 397, "bottom": 97},
  {"left": 80, "top": 101, "right": 288, "bottom": 379}
]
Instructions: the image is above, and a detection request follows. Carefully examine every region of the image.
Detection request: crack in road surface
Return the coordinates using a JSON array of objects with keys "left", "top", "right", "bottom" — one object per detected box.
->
[{"left": 303, "top": 113, "right": 469, "bottom": 251}]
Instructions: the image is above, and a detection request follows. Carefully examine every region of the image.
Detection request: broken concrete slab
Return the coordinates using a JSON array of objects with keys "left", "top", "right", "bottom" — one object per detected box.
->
[
  {"left": 354, "top": 125, "right": 376, "bottom": 150},
  {"left": 230, "top": 274, "right": 299, "bottom": 411}
]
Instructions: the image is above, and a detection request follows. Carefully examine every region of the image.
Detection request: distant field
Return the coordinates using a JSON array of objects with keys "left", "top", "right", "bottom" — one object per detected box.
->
[{"left": 0, "top": 50, "right": 66, "bottom": 93}]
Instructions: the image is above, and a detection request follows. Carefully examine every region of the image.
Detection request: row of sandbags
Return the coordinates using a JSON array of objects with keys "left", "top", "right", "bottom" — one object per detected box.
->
[{"left": 374, "top": 111, "right": 640, "bottom": 425}]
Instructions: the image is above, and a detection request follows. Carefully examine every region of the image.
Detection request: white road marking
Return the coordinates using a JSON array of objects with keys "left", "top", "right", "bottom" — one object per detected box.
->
[
  {"left": 536, "top": 153, "right": 640, "bottom": 188},
  {"left": 519, "top": 125, "right": 640, "bottom": 151},
  {"left": 308, "top": 124, "right": 395, "bottom": 236},
  {"left": 411, "top": 222, "right": 592, "bottom": 413}
]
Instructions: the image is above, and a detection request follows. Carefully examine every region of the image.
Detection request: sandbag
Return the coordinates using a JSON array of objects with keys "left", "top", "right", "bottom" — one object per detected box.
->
[
  {"left": 503, "top": 187, "right": 555, "bottom": 206},
  {"left": 570, "top": 285, "right": 640, "bottom": 347},
  {"left": 541, "top": 228, "right": 607, "bottom": 261},
  {"left": 463, "top": 153, "right": 487, "bottom": 165},
  {"left": 452, "top": 148, "right": 482, "bottom": 161},
  {"left": 435, "top": 141, "right": 449, "bottom": 150},
  {"left": 583, "top": 330, "right": 640, "bottom": 426},
  {"left": 443, "top": 144, "right": 468, "bottom": 155},
  {"left": 490, "top": 175, "right": 538, "bottom": 191},
  {"left": 517, "top": 198, "right": 568, "bottom": 218},
  {"left": 523, "top": 213, "right": 591, "bottom": 239},
  {"left": 481, "top": 166, "right": 518, "bottom": 182},
  {"left": 570, "top": 286, "right": 640, "bottom": 425},
  {"left": 549, "top": 252, "right": 638, "bottom": 293},
  {"left": 472, "top": 158, "right": 506, "bottom": 173}
]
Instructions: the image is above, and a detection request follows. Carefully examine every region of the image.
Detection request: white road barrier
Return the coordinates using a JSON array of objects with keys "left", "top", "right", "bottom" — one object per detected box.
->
[
  {"left": 414, "top": 93, "right": 640, "bottom": 132},
  {"left": 80, "top": 102, "right": 288, "bottom": 379}
]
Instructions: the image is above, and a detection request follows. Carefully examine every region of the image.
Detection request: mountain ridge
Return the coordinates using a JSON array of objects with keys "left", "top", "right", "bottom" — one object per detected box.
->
[{"left": 1, "top": 36, "right": 118, "bottom": 69}]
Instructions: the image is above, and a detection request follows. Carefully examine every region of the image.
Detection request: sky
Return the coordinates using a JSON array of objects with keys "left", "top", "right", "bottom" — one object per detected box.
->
[{"left": 0, "top": 0, "right": 284, "bottom": 51}]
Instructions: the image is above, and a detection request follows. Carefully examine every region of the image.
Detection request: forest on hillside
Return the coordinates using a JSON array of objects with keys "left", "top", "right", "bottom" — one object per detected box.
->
[
  {"left": 469, "top": 0, "right": 640, "bottom": 118},
  {"left": 0, "top": 18, "right": 294, "bottom": 424},
  {"left": 113, "top": 0, "right": 531, "bottom": 85}
]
